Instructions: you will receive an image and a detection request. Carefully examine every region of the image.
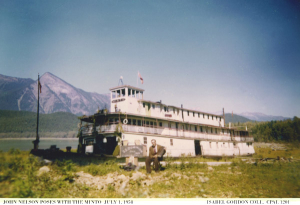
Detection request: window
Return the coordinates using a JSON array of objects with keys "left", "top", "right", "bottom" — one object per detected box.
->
[
  {"left": 198, "top": 113, "right": 200, "bottom": 118},
  {"left": 138, "top": 120, "right": 142, "bottom": 126},
  {"left": 133, "top": 119, "right": 136, "bottom": 125},
  {"left": 136, "top": 91, "right": 140, "bottom": 99},
  {"left": 128, "top": 119, "right": 132, "bottom": 125},
  {"left": 121, "top": 89, "right": 125, "bottom": 97},
  {"left": 128, "top": 89, "right": 131, "bottom": 97},
  {"left": 211, "top": 128, "right": 213, "bottom": 133},
  {"left": 193, "top": 112, "right": 195, "bottom": 117},
  {"left": 208, "top": 115, "right": 210, "bottom": 119},
  {"left": 152, "top": 104, "right": 155, "bottom": 109},
  {"left": 117, "top": 90, "right": 120, "bottom": 97},
  {"left": 195, "top": 126, "right": 197, "bottom": 132},
  {"left": 132, "top": 90, "right": 135, "bottom": 98},
  {"left": 148, "top": 103, "right": 150, "bottom": 111},
  {"left": 187, "top": 111, "right": 189, "bottom": 116},
  {"left": 159, "top": 122, "right": 162, "bottom": 127},
  {"left": 140, "top": 91, "right": 143, "bottom": 99},
  {"left": 109, "top": 118, "right": 114, "bottom": 124},
  {"left": 168, "top": 122, "right": 171, "bottom": 128},
  {"left": 146, "top": 121, "right": 149, "bottom": 126},
  {"left": 154, "top": 122, "right": 157, "bottom": 127},
  {"left": 112, "top": 91, "right": 116, "bottom": 99},
  {"left": 143, "top": 103, "right": 145, "bottom": 108},
  {"left": 150, "top": 121, "right": 153, "bottom": 127},
  {"left": 170, "top": 139, "right": 173, "bottom": 146},
  {"left": 144, "top": 137, "right": 147, "bottom": 144},
  {"left": 115, "top": 118, "right": 119, "bottom": 124},
  {"left": 212, "top": 116, "right": 214, "bottom": 120},
  {"left": 164, "top": 107, "right": 167, "bottom": 112},
  {"left": 200, "top": 127, "right": 203, "bottom": 132},
  {"left": 173, "top": 108, "right": 175, "bottom": 114},
  {"left": 203, "top": 114, "right": 205, "bottom": 118},
  {"left": 186, "top": 124, "right": 189, "bottom": 130},
  {"left": 215, "top": 129, "right": 217, "bottom": 134}
]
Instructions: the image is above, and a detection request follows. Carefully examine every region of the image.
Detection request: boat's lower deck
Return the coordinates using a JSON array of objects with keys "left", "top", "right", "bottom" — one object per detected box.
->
[{"left": 79, "top": 132, "right": 255, "bottom": 157}]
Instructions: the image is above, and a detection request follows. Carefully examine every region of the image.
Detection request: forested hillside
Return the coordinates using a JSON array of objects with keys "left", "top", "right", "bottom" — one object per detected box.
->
[
  {"left": 229, "top": 117, "right": 300, "bottom": 142},
  {"left": 224, "top": 113, "right": 252, "bottom": 123},
  {"left": 0, "top": 110, "right": 79, "bottom": 133}
]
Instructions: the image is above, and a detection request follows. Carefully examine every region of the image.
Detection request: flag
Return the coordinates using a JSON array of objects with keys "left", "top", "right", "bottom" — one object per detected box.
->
[
  {"left": 138, "top": 71, "right": 143, "bottom": 84},
  {"left": 38, "top": 80, "right": 42, "bottom": 93}
]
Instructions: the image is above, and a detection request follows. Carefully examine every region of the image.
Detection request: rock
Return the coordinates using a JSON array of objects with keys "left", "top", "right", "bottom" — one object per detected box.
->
[
  {"left": 195, "top": 172, "right": 204, "bottom": 175},
  {"left": 171, "top": 173, "right": 182, "bottom": 178},
  {"left": 199, "top": 176, "right": 209, "bottom": 183},
  {"left": 37, "top": 166, "right": 50, "bottom": 176},
  {"left": 105, "top": 176, "right": 114, "bottom": 184},
  {"left": 117, "top": 174, "right": 128, "bottom": 182},
  {"left": 43, "top": 159, "right": 52, "bottom": 165},
  {"left": 76, "top": 171, "right": 93, "bottom": 179},
  {"left": 97, "top": 184, "right": 105, "bottom": 190},
  {"left": 208, "top": 167, "right": 214, "bottom": 171},
  {"left": 131, "top": 172, "right": 145, "bottom": 181},
  {"left": 199, "top": 176, "right": 205, "bottom": 182},
  {"left": 118, "top": 181, "right": 128, "bottom": 196},
  {"left": 142, "top": 179, "right": 154, "bottom": 186}
]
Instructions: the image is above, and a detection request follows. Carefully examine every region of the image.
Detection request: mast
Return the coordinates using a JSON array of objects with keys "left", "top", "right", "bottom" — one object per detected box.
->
[
  {"left": 223, "top": 108, "right": 225, "bottom": 125},
  {"left": 34, "top": 74, "right": 40, "bottom": 149}
]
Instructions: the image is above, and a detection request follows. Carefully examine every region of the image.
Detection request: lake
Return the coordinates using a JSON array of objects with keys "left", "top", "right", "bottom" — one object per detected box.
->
[{"left": 0, "top": 138, "right": 78, "bottom": 152}]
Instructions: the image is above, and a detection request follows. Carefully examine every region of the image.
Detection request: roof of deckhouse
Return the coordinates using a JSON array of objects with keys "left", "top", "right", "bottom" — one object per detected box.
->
[
  {"left": 139, "top": 99, "right": 223, "bottom": 118},
  {"left": 109, "top": 85, "right": 144, "bottom": 91},
  {"left": 79, "top": 112, "right": 233, "bottom": 130}
]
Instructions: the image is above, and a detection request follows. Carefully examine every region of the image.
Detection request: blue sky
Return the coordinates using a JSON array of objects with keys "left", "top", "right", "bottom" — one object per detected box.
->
[{"left": 1, "top": 0, "right": 299, "bottom": 117}]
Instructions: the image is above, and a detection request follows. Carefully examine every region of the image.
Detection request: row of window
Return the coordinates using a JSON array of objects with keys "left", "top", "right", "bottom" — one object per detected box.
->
[
  {"left": 107, "top": 118, "right": 241, "bottom": 135},
  {"left": 209, "top": 142, "right": 252, "bottom": 148},
  {"left": 112, "top": 89, "right": 143, "bottom": 99},
  {"left": 142, "top": 103, "right": 222, "bottom": 121},
  {"left": 137, "top": 138, "right": 251, "bottom": 148}
]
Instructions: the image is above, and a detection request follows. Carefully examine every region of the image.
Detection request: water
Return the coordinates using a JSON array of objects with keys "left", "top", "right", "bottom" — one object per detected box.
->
[{"left": 0, "top": 138, "right": 78, "bottom": 152}]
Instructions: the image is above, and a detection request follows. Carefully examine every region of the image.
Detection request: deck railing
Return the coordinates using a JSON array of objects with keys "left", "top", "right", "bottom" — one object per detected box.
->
[{"left": 81, "top": 124, "right": 253, "bottom": 142}]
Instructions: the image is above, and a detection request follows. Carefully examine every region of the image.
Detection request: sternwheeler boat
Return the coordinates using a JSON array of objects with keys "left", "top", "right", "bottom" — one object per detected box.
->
[{"left": 77, "top": 84, "right": 255, "bottom": 157}]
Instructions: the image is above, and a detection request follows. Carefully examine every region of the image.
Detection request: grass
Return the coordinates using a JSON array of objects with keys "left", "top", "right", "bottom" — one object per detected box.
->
[{"left": 1, "top": 143, "right": 300, "bottom": 198}]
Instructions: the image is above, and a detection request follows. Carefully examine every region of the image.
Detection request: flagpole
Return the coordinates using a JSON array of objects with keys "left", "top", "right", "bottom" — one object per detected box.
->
[
  {"left": 34, "top": 73, "right": 40, "bottom": 149},
  {"left": 137, "top": 72, "right": 138, "bottom": 87}
]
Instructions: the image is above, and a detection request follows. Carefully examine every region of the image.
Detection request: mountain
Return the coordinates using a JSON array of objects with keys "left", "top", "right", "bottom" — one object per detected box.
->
[
  {"left": 224, "top": 113, "right": 252, "bottom": 123},
  {"left": 239, "top": 112, "right": 290, "bottom": 122},
  {"left": 0, "top": 72, "right": 110, "bottom": 115},
  {"left": 0, "top": 74, "right": 35, "bottom": 111}
]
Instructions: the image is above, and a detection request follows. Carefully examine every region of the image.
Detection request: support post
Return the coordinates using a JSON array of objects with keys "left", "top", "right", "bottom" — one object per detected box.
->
[{"left": 33, "top": 74, "right": 41, "bottom": 150}]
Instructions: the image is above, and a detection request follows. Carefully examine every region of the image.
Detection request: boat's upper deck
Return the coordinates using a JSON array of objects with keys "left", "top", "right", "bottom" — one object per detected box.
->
[{"left": 109, "top": 85, "right": 225, "bottom": 127}]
